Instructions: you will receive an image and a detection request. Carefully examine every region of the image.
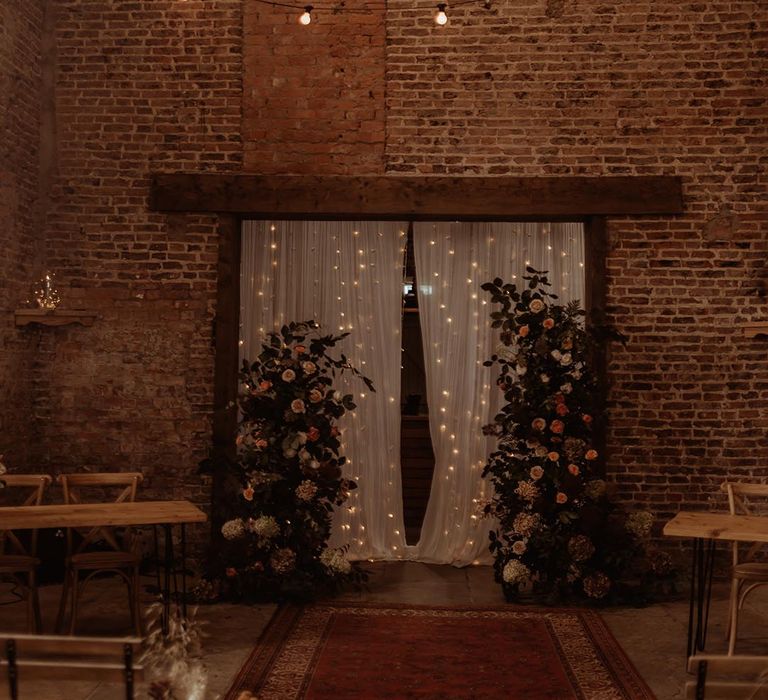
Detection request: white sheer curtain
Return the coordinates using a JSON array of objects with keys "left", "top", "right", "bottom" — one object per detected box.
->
[
  {"left": 411, "top": 222, "right": 584, "bottom": 565},
  {"left": 240, "top": 220, "right": 410, "bottom": 560}
]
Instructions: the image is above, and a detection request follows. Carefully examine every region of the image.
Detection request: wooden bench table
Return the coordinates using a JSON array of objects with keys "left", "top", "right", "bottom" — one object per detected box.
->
[
  {"left": 0, "top": 501, "right": 207, "bottom": 635},
  {"left": 664, "top": 511, "right": 768, "bottom": 659}
]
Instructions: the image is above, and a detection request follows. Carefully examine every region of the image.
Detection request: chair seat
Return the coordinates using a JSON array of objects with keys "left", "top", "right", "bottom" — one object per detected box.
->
[
  {"left": 733, "top": 562, "right": 768, "bottom": 580},
  {"left": 68, "top": 551, "right": 139, "bottom": 569},
  {"left": 0, "top": 554, "right": 39, "bottom": 572}
]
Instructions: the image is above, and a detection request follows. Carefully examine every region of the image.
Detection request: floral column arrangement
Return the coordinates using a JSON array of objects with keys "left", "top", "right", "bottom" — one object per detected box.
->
[
  {"left": 219, "top": 321, "right": 371, "bottom": 599},
  {"left": 481, "top": 270, "right": 671, "bottom": 602}
]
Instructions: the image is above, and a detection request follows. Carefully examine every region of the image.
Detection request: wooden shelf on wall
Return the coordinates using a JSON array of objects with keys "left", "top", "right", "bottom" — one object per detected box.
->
[
  {"left": 15, "top": 309, "right": 97, "bottom": 328},
  {"left": 743, "top": 322, "right": 768, "bottom": 338}
]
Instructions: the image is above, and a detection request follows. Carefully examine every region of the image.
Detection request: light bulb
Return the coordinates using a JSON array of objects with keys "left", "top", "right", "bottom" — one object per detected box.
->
[
  {"left": 435, "top": 3, "right": 448, "bottom": 25},
  {"left": 299, "top": 5, "right": 312, "bottom": 25}
]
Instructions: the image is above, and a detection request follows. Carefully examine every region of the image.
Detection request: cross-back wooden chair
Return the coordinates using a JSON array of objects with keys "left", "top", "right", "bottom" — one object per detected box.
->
[
  {"left": 721, "top": 481, "right": 768, "bottom": 655},
  {"left": 0, "top": 475, "right": 52, "bottom": 633},
  {"left": 0, "top": 633, "right": 143, "bottom": 700},
  {"left": 55, "top": 473, "right": 144, "bottom": 636}
]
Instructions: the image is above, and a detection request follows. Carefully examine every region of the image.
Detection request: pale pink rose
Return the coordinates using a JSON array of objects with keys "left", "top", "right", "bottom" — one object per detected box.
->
[
  {"left": 529, "top": 466, "right": 544, "bottom": 480},
  {"left": 282, "top": 369, "right": 296, "bottom": 382},
  {"left": 556, "top": 492, "right": 568, "bottom": 504},
  {"left": 291, "top": 399, "right": 306, "bottom": 413}
]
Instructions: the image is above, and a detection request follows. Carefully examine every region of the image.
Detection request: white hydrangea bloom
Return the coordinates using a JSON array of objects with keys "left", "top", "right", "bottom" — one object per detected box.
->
[
  {"left": 320, "top": 548, "right": 351, "bottom": 575},
  {"left": 626, "top": 511, "right": 654, "bottom": 539},
  {"left": 221, "top": 519, "right": 246, "bottom": 540},
  {"left": 249, "top": 515, "right": 280, "bottom": 542},
  {"left": 502, "top": 559, "right": 531, "bottom": 585}
]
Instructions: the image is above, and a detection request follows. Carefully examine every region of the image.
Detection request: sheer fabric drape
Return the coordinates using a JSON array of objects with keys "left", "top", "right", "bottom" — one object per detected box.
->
[
  {"left": 240, "top": 220, "right": 410, "bottom": 560},
  {"left": 411, "top": 222, "right": 584, "bottom": 565}
]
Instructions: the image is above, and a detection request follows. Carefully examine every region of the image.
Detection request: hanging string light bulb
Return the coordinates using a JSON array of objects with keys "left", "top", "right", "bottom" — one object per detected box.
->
[
  {"left": 435, "top": 3, "right": 448, "bottom": 25},
  {"left": 299, "top": 5, "right": 313, "bottom": 24}
]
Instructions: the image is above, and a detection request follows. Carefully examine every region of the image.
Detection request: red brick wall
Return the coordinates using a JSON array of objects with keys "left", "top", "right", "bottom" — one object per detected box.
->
[
  {"left": 243, "top": 3, "right": 386, "bottom": 174},
  {"left": 3, "top": 0, "right": 765, "bottom": 548},
  {"left": 385, "top": 0, "right": 768, "bottom": 525},
  {"left": 0, "top": 1, "right": 44, "bottom": 470},
  {"left": 34, "top": 0, "right": 243, "bottom": 521}
]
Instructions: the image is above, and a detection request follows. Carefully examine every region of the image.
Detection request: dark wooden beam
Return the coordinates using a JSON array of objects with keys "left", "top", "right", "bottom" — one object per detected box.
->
[
  {"left": 212, "top": 213, "right": 241, "bottom": 456},
  {"left": 584, "top": 215, "right": 608, "bottom": 317},
  {"left": 150, "top": 174, "right": 684, "bottom": 219},
  {"left": 208, "top": 213, "right": 241, "bottom": 553},
  {"left": 584, "top": 216, "right": 610, "bottom": 479}
]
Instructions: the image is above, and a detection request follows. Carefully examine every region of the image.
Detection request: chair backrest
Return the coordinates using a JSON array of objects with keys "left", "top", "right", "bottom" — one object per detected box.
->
[
  {"left": 58, "top": 473, "right": 143, "bottom": 556},
  {"left": 722, "top": 482, "right": 768, "bottom": 517},
  {"left": 686, "top": 654, "right": 768, "bottom": 699},
  {"left": 0, "top": 633, "right": 143, "bottom": 700},
  {"left": 0, "top": 475, "right": 52, "bottom": 558},
  {"left": 721, "top": 482, "right": 768, "bottom": 566}
]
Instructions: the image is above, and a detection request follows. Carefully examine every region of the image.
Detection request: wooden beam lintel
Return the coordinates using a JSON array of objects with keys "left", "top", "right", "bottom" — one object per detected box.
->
[{"left": 149, "top": 173, "right": 684, "bottom": 218}]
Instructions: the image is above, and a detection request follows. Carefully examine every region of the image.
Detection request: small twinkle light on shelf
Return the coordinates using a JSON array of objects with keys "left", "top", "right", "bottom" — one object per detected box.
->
[
  {"left": 435, "top": 3, "right": 448, "bottom": 25},
  {"left": 299, "top": 5, "right": 313, "bottom": 25},
  {"left": 33, "top": 271, "right": 61, "bottom": 310}
]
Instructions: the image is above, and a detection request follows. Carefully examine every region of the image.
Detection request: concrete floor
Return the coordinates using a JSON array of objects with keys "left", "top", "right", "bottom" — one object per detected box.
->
[{"left": 1, "top": 563, "right": 768, "bottom": 699}]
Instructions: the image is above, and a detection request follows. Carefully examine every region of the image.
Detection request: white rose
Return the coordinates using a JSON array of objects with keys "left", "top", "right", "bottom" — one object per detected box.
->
[
  {"left": 282, "top": 369, "right": 295, "bottom": 382},
  {"left": 529, "top": 299, "right": 545, "bottom": 313},
  {"left": 551, "top": 350, "right": 562, "bottom": 361},
  {"left": 560, "top": 353, "right": 572, "bottom": 366}
]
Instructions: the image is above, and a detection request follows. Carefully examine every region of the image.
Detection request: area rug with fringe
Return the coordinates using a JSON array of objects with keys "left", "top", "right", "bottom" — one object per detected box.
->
[{"left": 224, "top": 602, "right": 655, "bottom": 700}]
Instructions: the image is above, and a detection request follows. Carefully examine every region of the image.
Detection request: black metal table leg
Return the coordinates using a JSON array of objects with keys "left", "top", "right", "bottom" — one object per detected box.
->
[
  {"left": 162, "top": 524, "right": 173, "bottom": 636},
  {"left": 152, "top": 525, "right": 162, "bottom": 598},
  {"left": 687, "top": 538, "right": 699, "bottom": 660},
  {"left": 181, "top": 523, "right": 188, "bottom": 619},
  {"left": 687, "top": 537, "right": 716, "bottom": 662}
]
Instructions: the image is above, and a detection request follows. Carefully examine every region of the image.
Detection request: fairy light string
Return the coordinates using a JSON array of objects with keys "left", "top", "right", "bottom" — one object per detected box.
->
[{"left": 250, "top": 0, "right": 494, "bottom": 25}]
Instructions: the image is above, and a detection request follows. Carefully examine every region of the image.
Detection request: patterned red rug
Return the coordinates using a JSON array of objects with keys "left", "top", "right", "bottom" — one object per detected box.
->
[{"left": 225, "top": 603, "right": 655, "bottom": 699}]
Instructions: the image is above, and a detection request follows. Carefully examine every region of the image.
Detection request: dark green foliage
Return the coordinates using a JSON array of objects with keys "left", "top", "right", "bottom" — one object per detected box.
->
[
  {"left": 482, "top": 270, "right": 672, "bottom": 603},
  {"left": 215, "top": 321, "right": 370, "bottom": 600}
]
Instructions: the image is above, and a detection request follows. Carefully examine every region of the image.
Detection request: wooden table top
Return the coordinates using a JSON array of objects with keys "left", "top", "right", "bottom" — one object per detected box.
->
[
  {"left": 664, "top": 511, "right": 768, "bottom": 543},
  {"left": 0, "top": 501, "right": 207, "bottom": 529}
]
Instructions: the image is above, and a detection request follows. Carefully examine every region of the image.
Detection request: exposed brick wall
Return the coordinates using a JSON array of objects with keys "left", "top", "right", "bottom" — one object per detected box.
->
[
  {"left": 0, "top": 1, "right": 44, "bottom": 470},
  {"left": 242, "top": 3, "right": 386, "bottom": 174},
  {"left": 34, "top": 0, "right": 243, "bottom": 536},
  {"left": 386, "top": 0, "right": 768, "bottom": 527},
  {"left": 2, "top": 0, "right": 765, "bottom": 556}
]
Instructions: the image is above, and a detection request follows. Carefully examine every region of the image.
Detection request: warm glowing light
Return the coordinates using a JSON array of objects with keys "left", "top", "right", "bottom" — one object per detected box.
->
[
  {"left": 435, "top": 3, "right": 448, "bottom": 25},
  {"left": 299, "top": 5, "right": 313, "bottom": 25}
]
